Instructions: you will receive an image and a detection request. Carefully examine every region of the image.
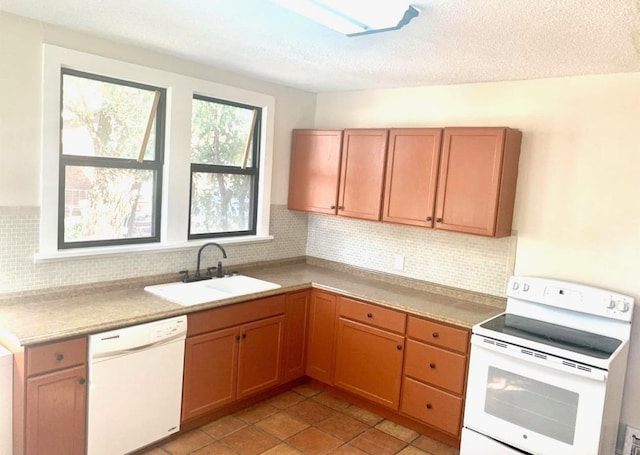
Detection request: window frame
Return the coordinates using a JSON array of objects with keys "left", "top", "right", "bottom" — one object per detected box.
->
[
  {"left": 188, "top": 95, "right": 262, "bottom": 239},
  {"left": 58, "top": 68, "right": 167, "bottom": 249},
  {"left": 38, "top": 45, "right": 276, "bottom": 262}
]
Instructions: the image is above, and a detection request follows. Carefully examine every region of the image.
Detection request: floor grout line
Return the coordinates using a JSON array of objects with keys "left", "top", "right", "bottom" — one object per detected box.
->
[{"left": 142, "top": 385, "right": 458, "bottom": 455}]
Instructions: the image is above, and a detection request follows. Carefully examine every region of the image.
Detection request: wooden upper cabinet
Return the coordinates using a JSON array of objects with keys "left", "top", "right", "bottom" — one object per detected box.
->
[
  {"left": 288, "top": 129, "right": 343, "bottom": 214},
  {"left": 435, "top": 127, "right": 521, "bottom": 237},
  {"left": 337, "top": 129, "right": 389, "bottom": 221},
  {"left": 382, "top": 128, "right": 442, "bottom": 227}
]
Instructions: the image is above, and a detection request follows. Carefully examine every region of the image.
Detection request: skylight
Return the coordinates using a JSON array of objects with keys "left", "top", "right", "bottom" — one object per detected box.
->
[{"left": 271, "top": 0, "right": 419, "bottom": 36}]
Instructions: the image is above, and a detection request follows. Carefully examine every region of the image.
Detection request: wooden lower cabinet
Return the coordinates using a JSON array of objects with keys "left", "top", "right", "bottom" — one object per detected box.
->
[
  {"left": 181, "top": 296, "right": 287, "bottom": 423},
  {"left": 400, "top": 316, "right": 470, "bottom": 437},
  {"left": 400, "top": 377, "right": 463, "bottom": 436},
  {"left": 25, "top": 365, "right": 86, "bottom": 455},
  {"left": 182, "top": 327, "right": 239, "bottom": 420},
  {"left": 14, "top": 337, "right": 88, "bottom": 455},
  {"left": 305, "top": 291, "right": 337, "bottom": 384},
  {"left": 334, "top": 318, "right": 404, "bottom": 409},
  {"left": 282, "top": 291, "right": 309, "bottom": 382},
  {"left": 237, "top": 316, "right": 284, "bottom": 399}
]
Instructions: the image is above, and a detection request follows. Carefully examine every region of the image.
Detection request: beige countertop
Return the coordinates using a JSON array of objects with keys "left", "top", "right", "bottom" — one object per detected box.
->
[{"left": 0, "top": 259, "right": 505, "bottom": 347}]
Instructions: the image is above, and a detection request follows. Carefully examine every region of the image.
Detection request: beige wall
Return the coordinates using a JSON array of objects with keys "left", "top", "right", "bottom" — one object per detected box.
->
[{"left": 315, "top": 73, "right": 640, "bottom": 441}]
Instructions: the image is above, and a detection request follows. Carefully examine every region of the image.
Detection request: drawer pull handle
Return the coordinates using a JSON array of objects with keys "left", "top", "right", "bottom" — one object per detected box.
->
[
  {"left": 78, "top": 377, "right": 86, "bottom": 385},
  {"left": 396, "top": 344, "right": 402, "bottom": 350},
  {"left": 55, "top": 353, "right": 64, "bottom": 361},
  {"left": 429, "top": 362, "right": 436, "bottom": 369},
  {"left": 425, "top": 403, "right": 432, "bottom": 409},
  {"left": 366, "top": 312, "right": 373, "bottom": 318},
  {"left": 432, "top": 332, "right": 439, "bottom": 338}
]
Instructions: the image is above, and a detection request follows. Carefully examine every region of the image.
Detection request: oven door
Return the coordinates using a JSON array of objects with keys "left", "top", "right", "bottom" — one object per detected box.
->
[{"left": 463, "top": 335, "right": 608, "bottom": 455}]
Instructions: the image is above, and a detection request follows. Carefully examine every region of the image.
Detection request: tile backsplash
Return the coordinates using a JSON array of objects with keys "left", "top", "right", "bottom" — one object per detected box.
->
[
  {"left": 306, "top": 214, "right": 516, "bottom": 297},
  {"left": 0, "top": 205, "right": 308, "bottom": 293},
  {"left": 1, "top": 205, "right": 515, "bottom": 297}
]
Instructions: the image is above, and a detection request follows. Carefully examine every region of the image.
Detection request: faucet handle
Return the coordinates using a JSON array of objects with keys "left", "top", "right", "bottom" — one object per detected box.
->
[
  {"left": 206, "top": 267, "right": 215, "bottom": 278},
  {"left": 178, "top": 270, "right": 190, "bottom": 283}
]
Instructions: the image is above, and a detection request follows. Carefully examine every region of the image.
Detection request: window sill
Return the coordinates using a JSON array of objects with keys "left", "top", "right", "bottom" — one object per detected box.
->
[{"left": 33, "top": 235, "right": 274, "bottom": 264}]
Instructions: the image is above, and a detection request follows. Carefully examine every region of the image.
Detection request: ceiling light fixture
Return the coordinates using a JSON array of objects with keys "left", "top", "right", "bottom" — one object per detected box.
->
[{"left": 271, "top": 0, "right": 419, "bottom": 37}]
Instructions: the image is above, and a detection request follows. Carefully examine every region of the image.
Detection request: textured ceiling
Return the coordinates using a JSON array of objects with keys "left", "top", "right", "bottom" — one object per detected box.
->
[{"left": 1, "top": 0, "right": 639, "bottom": 92}]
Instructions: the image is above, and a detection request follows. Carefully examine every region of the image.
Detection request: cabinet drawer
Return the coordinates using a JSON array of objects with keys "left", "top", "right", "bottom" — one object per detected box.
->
[
  {"left": 404, "top": 339, "right": 466, "bottom": 394},
  {"left": 26, "top": 337, "right": 87, "bottom": 377},
  {"left": 188, "top": 294, "right": 286, "bottom": 336},
  {"left": 407, "top": 316, "right": 468, "bottom": 353},
  {"left": 401, "top": 377, "right": 463, "bottom": 436},
  {"left": 338, "top": 297, "right": 406, "bottom": 333}
]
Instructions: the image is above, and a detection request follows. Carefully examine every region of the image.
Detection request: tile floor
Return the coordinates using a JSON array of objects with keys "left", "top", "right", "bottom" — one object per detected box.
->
[{"left": 141, "top": 385, "right": 459, "bottom": 455}]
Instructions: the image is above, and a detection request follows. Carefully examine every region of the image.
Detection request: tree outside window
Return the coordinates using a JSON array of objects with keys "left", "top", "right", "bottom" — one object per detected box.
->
[
  {"left": 189, "top": 96, "right": 261, "bottom": 238},
  {"left": 59, "top": 69, "right": 165, "bottom": 248}
]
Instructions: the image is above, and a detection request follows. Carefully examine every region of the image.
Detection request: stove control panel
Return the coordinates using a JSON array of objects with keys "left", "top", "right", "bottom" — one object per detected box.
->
[{"left": 507, "top": 276, "right": 634, "bottom": 322}]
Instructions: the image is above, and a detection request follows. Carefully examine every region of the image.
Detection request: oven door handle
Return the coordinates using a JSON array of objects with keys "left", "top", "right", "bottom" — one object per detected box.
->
[{"left": 471, "top": 335, "right": 608, "bottom": 382}]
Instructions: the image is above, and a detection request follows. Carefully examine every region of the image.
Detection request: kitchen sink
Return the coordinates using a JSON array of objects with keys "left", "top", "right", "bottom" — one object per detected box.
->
[{"left": 144, "top": 275, "right": 281, "bottom": 306}]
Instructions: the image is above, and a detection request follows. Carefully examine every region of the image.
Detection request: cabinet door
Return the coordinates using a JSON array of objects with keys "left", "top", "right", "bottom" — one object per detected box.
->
[
  {"left": 237, "top": 315, "right": 284, "bottom": 400},
  {"left": 305, "top": 291, "right": 337, "bottom": 384},
  {"left": 401, "top": 377, "right": 463, "bottom": 436},
  {"left": 25, "top": 365, "right": 86, "bottom": 455},
  {"left": 435, "top": 127, "right": 521, "bottom": 237},
  {"left": 181, "top": 326, "right": 239, "bottom": 422},
  {"left": 283, "top": 291, "right": 310, "bottom": 382},
  {"left": 338, "top": 129, "right": 389, "bottom": 220},
  {"left": 382, "top": 128, "right": 442, "bottom": 227},
  {"left": 334, "top": 319, "right": 404, "bottom": 410},
  {"left": 288, "top": 129, "right": 343, "bottom": 214}
]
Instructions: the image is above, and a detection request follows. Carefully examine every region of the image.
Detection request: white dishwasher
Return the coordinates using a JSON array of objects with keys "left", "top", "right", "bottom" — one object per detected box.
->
[{"left": 87, "top": 315, "right": 187, "bottom": 455}]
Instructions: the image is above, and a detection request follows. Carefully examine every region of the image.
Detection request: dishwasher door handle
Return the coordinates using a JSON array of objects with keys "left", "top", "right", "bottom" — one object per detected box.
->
[{"left": 90, "top": 332, "right": 185, "bottom": 360}]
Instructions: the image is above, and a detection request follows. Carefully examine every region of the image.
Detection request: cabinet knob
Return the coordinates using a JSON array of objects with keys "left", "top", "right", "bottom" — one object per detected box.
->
[
  {"left": 338, "top": 206, "right": 344, "bottom": 210},
  {"left": 55, "top": 353, "right": 64, "bottom": 361},
  {"left": 426, "top": 217, "right": 432, "bottom": 222},
  {"left": 429, "top": 362, "right": 436, "bottom": 369},
  {"left": 330, "top": 205, "right": 336, "bottom": 209},
  {"left": 366, "top": 312, "right": 373, "bottom": 318},
  {"left": 425, "top": 403, "right": 432, "bottom": 409},
  {"left": 235, "top": 335, "right": 241, "bottom": 341},
  {"left": 78, "top": 377, "right": 86, "bottom": 385},
  {"left": 396, "top": 344, "right": 403, "bottom": 350},
  {"left": 435, "top": 218, "right": 442, "bottom": 223},
  {"left": 242, "top": 333, "right": 247, "bottom": 339},
  {"left": 432, "top": 332, "right": 439, "bottom": 338}
]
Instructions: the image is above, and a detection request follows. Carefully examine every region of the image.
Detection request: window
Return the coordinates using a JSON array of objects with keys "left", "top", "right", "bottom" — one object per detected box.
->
[
  {"left": 59, "top": 69, "right": 165, "bottom": 248},
  {"left": 189, "top": 96, "right": 261, "bottom": 238},
  {"left": 39, "top": 45, "right": 275, "bottom": 260}
]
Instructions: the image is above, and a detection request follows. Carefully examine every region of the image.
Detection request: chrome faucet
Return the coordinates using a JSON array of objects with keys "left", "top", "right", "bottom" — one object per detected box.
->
[{"left": 195, "top": 242, "right": 228, "bottom": 280}]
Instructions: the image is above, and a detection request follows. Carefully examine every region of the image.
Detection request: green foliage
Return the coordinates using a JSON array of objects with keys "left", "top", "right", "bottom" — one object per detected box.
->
[
  {"left": 190, "top": 99, "right": 256, "bottom": 234},
  {"left": 62, "top": 74, "right": 158, "bottom": 242}
]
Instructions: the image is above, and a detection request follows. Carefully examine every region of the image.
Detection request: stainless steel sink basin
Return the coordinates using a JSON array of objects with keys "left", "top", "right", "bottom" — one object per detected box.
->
[{"left": 144, "top": 275, "right": 281, "bottom": 306}]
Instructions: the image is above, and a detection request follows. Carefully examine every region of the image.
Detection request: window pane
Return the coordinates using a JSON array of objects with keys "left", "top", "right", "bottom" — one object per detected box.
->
[
  {"left": 190, "top": 172, "right": 252, "bottom": 235},
  {"left": 191, "top": 98, "right": 256, "bottom": 167},
  {"left": 62, "top": 73, "right": 158, "bottom": 160},
  {"left": 64, "top": 165, "right": 155, "bottom": 242}
]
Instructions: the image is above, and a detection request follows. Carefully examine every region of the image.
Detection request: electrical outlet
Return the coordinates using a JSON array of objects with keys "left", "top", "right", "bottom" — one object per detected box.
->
[
  {"left": 393, "top": 254, "right": 405, "bottom": 272},
  {"left": 622, "top": 425, "right": 640, "bottom": 455}
]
